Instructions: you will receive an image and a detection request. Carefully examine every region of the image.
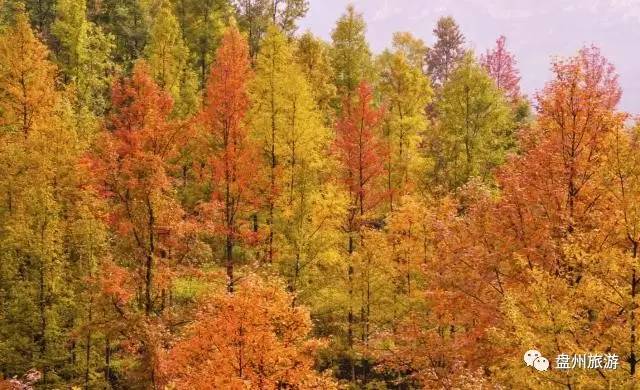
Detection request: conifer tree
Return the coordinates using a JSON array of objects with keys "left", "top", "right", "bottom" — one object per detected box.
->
[
  {"left": 390, "top": 31, "right": 428, "bottom": 71},
  {"left": 480, "top": 35, "right": 521, "bottom": 102},
  {"left": 145, "top": 0, "right": 198, "bottom": 117},
  {"left": 172, "top": 0, "right": 231, "bottom": 87},
  {"left": 426, "top": 16, "right": 466, "bottom": 88},
  {"left": 235, "top": 0, "right": 309, "bottom": 58},
  {"left": 92, "top": 61, "right": 186, "bottom": 387},
  {"left": 91, "top": 0, "right": 150, "bottom": 68},
  {"left": 333, "top": 81, "right": 386, "bottom": 383},
  {"left": 162, "top": 276, "right": 337, "bottom": 388},
  {"left": 0, "top": 11, "right": 55, "bottom": 136}
]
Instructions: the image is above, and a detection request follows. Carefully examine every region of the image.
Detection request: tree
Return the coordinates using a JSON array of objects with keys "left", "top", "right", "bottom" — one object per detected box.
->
[
  {"left": 426, "top": 16, "right": 465, "bottom": 88},
  {"left": 162, "top": 275, "right": 337, "bottom": 388},
  {"left": 90, "top": 0, "right": 150, "bottom": 69},
  {"left": 234, "top": 0, "right": 309, "bottom": 59},
  {"left": 99, "top": 60, "right": 184, "bottom": 316},
  {"left": 19, "top": 0, "right": 55, "bottom": 42},
  {"left": 330, "top": 5, "right": 373, "bottom": 107},
  {"left": 295, "top": 31, "right": 336, "bottom": 124},
  {"left": 606, "top": 121, "right": 640, "bottom": 380},
  {"left": 52, "top": 0, "right": 116, "bottom": 119},
  {"left": 145, "top": 0, "right": 198, "bottom": 117},
  {"left": 199, "top": 25, "right": 260, "bottom": 293},
  {"left": 377, "top": 38, "right": 432, "bottom": 209},
  {"left": 425, "top": 46, "right": 628, "bottom": 388},
  {"left": 251, "top": 26, "right": 330, "bottom": 265},
  {"left": 390, "top": 31, "right": 428, "bottom": 72},
  {"left": 480, "top": 35, "right": 521, "bottom": 102},
  {"left": 333, "top": 81, "right": 386, "bottom": 382},
  {"left": 171, "top": 0, "right": 230, "bottom": 87},
  {"left": 334, "top": 82, "right": 386, "bottom": 234},
  {"left": 0, "top": 11, "right": 56, "bottom": 136},
  {"left": 92, "top": 61, "right": 185, "bottom": 387},
  {"left": 250, "top": 26, "right": 342, "bottom": 310},
  {"left": 250, "top": 25, "right": 290, "bottom": 265},
  {"left": 0, "top": 12, "right": 61, "bottom": 384},
  {"left": 0, "top": 12, "right": 108, "bottom": 387},
  {"left": 429, "top": 53, "right": 513, "bottom": 191}
]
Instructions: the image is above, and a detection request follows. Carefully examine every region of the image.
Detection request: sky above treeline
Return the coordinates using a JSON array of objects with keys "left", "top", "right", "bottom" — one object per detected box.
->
[{"left": 299, "top": 0, "right": 640, "bottom": 114}]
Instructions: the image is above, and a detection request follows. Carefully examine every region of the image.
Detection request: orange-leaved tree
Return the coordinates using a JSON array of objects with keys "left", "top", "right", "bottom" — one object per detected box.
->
[
  {"left": 488, "top": 46, "right": 627, "bottom": 387},
  {"left": 198, "top": 25, "right": 261, "bottom": 293},
  {"left": 161, "top": 275, "right": 337, "bottom": 389},
  {"left": 92, "top": 60, "right": 186, "bottom": 387},
  {"left": 333, "top": 81, "right": 387, "bottom": 382}
]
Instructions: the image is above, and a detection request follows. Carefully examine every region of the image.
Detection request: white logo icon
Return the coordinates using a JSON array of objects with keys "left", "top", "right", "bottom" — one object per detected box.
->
[
  {"left": 533, "top": 356, "right": 549, "bottom": 371},
  {"left": 524, "top": 350, "right": 541, "bottom": 366},
  {"left": 524, "top": 349, "right": 549, "bottom": 371}
]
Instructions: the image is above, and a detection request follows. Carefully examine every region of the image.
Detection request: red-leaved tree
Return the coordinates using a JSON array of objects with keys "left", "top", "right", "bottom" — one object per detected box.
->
[
  {"left": 333, "top": 81, "right": 387, "bottom": 380},
  {"left": 334, "top": 81, "right": 387, "bottom": 227},
  {"left": 480, "top": 35, "right": 521, "bottom": 101},
  {"left": 199, "top": 25, "right": 261, "bottom": 293},
  {"left": 92, "top": 61, "right": 185, "bottom": 387}
]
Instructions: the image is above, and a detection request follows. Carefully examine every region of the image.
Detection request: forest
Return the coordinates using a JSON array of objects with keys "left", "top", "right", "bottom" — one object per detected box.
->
[{"left": 0, "top": 0, "right": 637, "bottom": 388}]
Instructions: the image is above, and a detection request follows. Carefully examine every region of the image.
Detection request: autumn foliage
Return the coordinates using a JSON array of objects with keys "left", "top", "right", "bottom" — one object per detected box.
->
[
  {"left": 198, "top": 25, "right": 260, "bottom": 293},
  {"left": 161, "top": 276, "right": 336, "bottom": 389},
  {"left": 334, "top": 81, "right": 387, "bottom": 224},
  {"left": 3, "top": 3, "right": 640, "bottom": 390},
  {"left": 480, "top": 35, "right": 521, "bottom": 101}
]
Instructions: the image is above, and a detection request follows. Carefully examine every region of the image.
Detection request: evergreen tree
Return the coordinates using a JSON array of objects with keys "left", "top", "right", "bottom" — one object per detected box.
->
[
  {"left": 172, "top": 0, "right": 230, "bottom": 87},
  {"left": 235, "top": 0, "right": 309, "bottom": 58},
  {"left": 90, "top": 0, "right": 151, "bottom": 69},
  {"left": 426, "top": 16, "right": 465, "bottom": 88},
  {"left": 21, "top": 0, "right": 55, "bottom": 41}
]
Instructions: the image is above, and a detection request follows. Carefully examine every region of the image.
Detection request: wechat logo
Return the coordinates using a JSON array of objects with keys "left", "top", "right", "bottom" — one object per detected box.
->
[{"left": 524, "top": 349, "right": 549, "bottom": 371}]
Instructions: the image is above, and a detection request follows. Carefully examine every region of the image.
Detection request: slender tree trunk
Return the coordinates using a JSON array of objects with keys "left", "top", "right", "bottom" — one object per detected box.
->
[
  {"left": 267, "top": 51, "right": 277, "bottom": 264},
  {"left": 39, "top": 255, "right": 47, "bottom": 386},
  {"left": 145, "top": 254, "right": 153, "bottom": 315},
  {"left": 145, "top": 197, "right": 155, "bottom": 316},
  {"left": 630, "top": 239, "right": 638, "bottom": 376},
  {"left": 225, "top": 155, "right": 234, "bottom": 293},
  {"left": 347, "top": 234, "right": 355, "bottom": 383},
  {"left": 84, "top": 305, "right": 92, "bottom": 389},
  {"left": 226, "top": 233, "right": 234, "bottom": 293},
  {"left": 104, "top": 337, "right": 111, "bottom": 385}
]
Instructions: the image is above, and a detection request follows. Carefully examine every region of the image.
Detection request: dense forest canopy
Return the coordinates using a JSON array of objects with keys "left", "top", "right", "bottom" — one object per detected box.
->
[{"left": 0, "top": 0, "right": 637, "bottom": 389}]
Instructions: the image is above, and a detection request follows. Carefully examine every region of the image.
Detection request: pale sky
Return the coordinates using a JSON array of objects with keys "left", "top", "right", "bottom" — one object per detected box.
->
[{"left": 299, "top": 0, "right": 640, "bottom": 114}]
